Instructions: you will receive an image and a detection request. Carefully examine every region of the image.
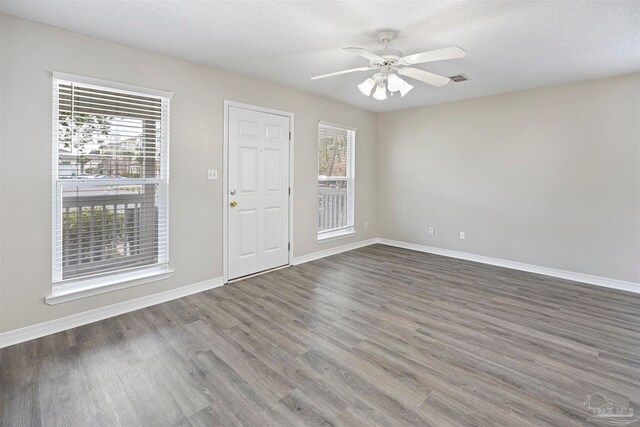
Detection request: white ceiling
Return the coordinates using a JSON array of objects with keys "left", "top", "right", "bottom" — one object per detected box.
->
[{"left": 2, "top": 1, "right": 639, "bottom": 113}]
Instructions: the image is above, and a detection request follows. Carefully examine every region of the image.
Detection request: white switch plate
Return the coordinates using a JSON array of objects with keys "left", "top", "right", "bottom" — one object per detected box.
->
[
  {"left": 207, "top": 169, "right": 218, "bottom": 180},
  {"left": 365, "top": 222, "right": 369, "bottom": 230},
  {"left": 459, "top": 231, "right": 466, "bottom": 239},
  {"left": 428, "top": 227, "right": 434, "bottom": 235}
]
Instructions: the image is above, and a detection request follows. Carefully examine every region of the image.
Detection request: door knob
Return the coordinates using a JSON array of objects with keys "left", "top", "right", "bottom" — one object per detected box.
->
[{"left": 230, "top": 201, "right": 238, "bottom": 207}]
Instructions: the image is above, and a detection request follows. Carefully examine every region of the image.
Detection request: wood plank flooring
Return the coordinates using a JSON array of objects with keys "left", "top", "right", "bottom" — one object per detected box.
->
[{"left": 1, "top": 244, "right": 639, "bottom": 426}]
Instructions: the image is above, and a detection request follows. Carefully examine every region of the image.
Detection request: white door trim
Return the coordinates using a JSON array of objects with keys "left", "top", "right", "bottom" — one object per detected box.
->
[{"left": 223, "top": 100, "right": 294, "bottom": 284}]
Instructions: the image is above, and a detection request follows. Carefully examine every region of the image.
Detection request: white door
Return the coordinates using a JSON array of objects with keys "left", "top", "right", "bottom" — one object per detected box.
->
[{"left": 228, "top": 106, "right": 290, "bottom": 280}]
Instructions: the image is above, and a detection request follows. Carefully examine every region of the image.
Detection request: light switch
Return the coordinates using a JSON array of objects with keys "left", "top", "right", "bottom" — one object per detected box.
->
[{"left": 207, "top": 169, "right": 218, "bottom": 180}]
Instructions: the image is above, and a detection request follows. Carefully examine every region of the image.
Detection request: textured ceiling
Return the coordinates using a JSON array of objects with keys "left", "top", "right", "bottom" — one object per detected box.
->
[{"left": 2, "top": 1, "right": 639, "bottom": 112}]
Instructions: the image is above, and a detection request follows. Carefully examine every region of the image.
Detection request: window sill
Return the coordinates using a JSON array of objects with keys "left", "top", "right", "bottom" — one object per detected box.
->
[
  {"left": 317, "top": 229, "right": 356, "bottom": 243},
  {"left": 46, "top": 265, "right": 174, "bottom": 305}
]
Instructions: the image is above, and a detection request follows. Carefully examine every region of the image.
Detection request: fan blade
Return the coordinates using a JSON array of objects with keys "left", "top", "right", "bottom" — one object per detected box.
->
[
  {"left": 398, "top": 67, "right": 450, "bottom": 87},
  {"left": 400, "top": 46, "right": 465, "bottom": 65},
  {"left": 310, "top": 67, "right": 373, "bottom": 80},
  {"left": 343, "top": 47, "right": 385, "bottom": 63}
]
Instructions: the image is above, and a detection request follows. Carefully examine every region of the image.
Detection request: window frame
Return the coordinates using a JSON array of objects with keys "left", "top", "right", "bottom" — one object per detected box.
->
[
  {"left": 317, "top": 120, "right": 356, "bottom": 242},
  {"left": 48, "top": 72, "right": 173, "bottom": 304}
]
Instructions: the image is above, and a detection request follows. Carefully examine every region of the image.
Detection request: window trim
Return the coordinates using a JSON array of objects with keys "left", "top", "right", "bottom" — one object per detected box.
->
[
  {"left": 45, "top": 265, "right": 174, "bottom": 305},
  {"left": 317, "top": 228, "right": 356, "bottom": 243},
  {"left": 317, "top": 121, "right": 356, "bottom": 241},
  {"left": 50, "top": 73, "right": 173, "bottom": 301},
  {"left": 51, "top": 71, "right": 174, "bottom": 99},
  {"left": 318, "top": 120, "right": 358, "bottom": 133}
]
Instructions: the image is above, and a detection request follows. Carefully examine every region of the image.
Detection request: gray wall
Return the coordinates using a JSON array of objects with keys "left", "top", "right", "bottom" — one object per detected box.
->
[
  {"left": 377, "top": 74, "right": 640, "bottom": 283},
  {"left": 0, "top": 15, "right": 378, "bottom": 332}
]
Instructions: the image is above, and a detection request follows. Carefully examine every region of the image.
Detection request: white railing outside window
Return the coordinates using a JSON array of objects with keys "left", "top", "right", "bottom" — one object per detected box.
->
[
  {"left": 317, "top": 122, "right": 355, "bottom": 240},
  {"left": 318, "top": 177, "right": 348, "bottom": 232}
]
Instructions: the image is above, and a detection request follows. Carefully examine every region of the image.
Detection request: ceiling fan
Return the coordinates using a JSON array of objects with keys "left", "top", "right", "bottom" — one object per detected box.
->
[{"left": 311, "top": 30, "right": 465, "bottom": 100}]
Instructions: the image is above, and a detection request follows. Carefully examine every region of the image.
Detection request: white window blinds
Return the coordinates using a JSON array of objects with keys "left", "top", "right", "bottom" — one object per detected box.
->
[
  {"left": 52, "top": 73, "right": 170, "bottom": 284},
  {"left": 317, "top": 122, "right": 356, "bottom": 238}
]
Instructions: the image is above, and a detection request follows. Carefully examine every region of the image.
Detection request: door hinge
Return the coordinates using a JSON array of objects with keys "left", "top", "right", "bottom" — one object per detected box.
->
[
  {"left": 288, "top": 242, "right": 291, "bottom": 251},
  {"left": 289, "top": 131, "right": 291, "bottom": 141},
  {"left": 288, "top": 187, "right": 291, "bottom": 196}
]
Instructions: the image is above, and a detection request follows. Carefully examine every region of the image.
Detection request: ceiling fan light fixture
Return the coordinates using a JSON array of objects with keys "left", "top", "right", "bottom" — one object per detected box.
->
[
  {"left": 357, "top": 77, "right": 376, "bottom": 96},
  {"left": 387, "top": 73, "right": 403, "bottom": 92},
  {"left": 372, "top": 82, "right": 387, "bottom": 100},
  {"left": 314, "top": 31, "right": 465, "bottom": 101},
  {"left": 399, "top": 80, "right": 414, "bottom": 97}
]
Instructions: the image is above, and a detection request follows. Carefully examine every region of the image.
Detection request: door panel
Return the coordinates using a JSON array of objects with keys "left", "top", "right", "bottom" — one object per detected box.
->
[
  {"left": 228, "top": 106, "right": 290, "bottom": 279},
  {"left": 264, "top": 207, "right": 282, "bottom": 252},
  {"left": 265, "top": 123, "right": 282, "bottom": 140},
  {"left": 238, "top": 209, "right": 258, "bottom": 258},
  {"left": 238, "top": 147, "right": 258, "bottom": 194},
  {"left": 265, "top": 149, "right": 282, "bottom": 193},
  {"left": 239, "top": 120, "right": 259, "bottom": 138}
]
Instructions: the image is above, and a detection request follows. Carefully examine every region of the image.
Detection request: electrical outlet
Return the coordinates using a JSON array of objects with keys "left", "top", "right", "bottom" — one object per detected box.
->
[
  {"left": 207, "top": 169, "right": 218, "bottom": 180},
  {"left": 365, "top": 222, "right": 369, "bottom": 230},
  {"left": 428, "top": 227, "right": 434, "bottom": 235},
  {"left": 459, "top": 231, "right": 466, "bottom": 239}
]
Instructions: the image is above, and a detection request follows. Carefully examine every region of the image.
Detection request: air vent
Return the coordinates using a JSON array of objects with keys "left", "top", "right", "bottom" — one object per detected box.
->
[{"left": 449, "top": 74, "right": 469, "bottom": 83}]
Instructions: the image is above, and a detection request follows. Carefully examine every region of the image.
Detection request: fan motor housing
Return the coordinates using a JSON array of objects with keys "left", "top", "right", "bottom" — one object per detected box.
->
[
  {"left": 375, "top": 48, "right": 403, "bottom": 61},
  {"left": 374, "top": 30, "right": 402, "bottom": 65}
]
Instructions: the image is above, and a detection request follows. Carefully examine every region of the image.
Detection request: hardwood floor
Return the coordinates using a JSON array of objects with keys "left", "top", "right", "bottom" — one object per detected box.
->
[{"left": 1, "top": 244, "right": 639, "bottom": 426}]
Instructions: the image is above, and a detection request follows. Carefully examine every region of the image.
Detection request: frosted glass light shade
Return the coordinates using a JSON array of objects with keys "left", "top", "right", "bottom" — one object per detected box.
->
[
  {"left": 399, "top": 80, "right": 414, "bottom": 97},
  {"left": 372, "top": 83, "right": 387, "bottom": 100},
  {"left": 387, "top": 74, "right": 403, "bottom": 92},
  {"left": 357, "top": 77, "right": 376, "bottom": 96}
]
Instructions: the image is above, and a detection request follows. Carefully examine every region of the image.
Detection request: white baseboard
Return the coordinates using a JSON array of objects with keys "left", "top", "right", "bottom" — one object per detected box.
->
[
  {"left": 292, "top": 238, "right": 378, "bottom": 265},
  {"left": 377, "top": 238, "right": 640, "bottom": 294},
  {"left": 0, "top": 277, "right": 224, "bottom": 349},
  {"left": 295, "top": 237, "right": 639, "bottom": 293}
]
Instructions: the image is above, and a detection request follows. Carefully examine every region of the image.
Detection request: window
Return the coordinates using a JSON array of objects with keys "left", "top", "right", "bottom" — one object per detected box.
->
[
  {"left": 52, "top": 73, "right": 171, "bottom": 295},
  {"left": 317, "top": 121, "right": 356, "bottom": 240}
]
